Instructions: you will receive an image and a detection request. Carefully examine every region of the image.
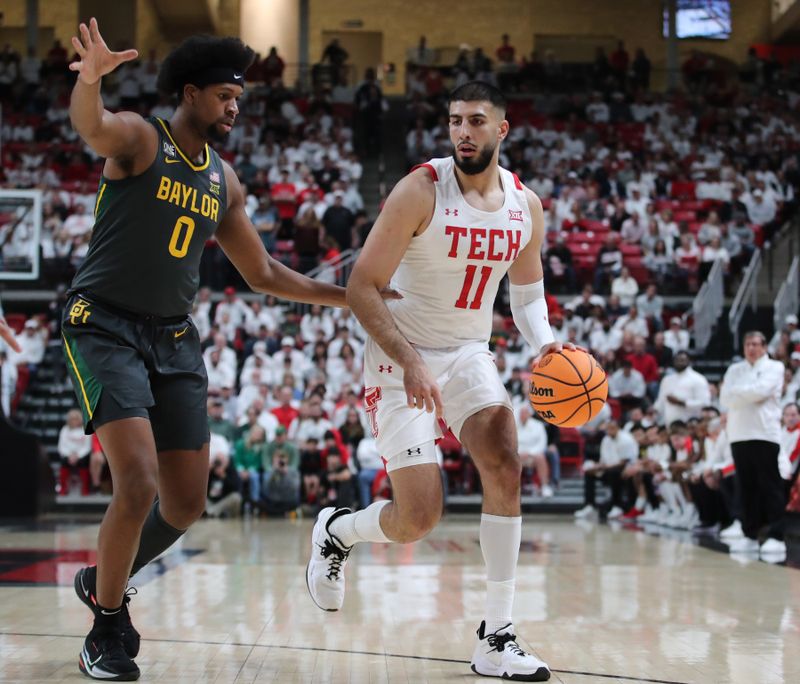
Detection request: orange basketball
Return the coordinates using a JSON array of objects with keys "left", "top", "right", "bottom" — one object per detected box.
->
[{"left": 528, "top": 349, "right": 608, "bottom": 427}]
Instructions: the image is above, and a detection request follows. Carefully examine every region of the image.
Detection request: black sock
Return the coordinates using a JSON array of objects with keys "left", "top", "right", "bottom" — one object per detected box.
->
[
  {"left": 92, "top": 602, "right": 122, "bottom": 634},
  {"left": 129, "top": 500, "right": 186, "bottom": 577}
]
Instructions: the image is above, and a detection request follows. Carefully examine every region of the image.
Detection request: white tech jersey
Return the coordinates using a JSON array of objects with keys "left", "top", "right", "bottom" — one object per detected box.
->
[{"left": 387, "top": 157, "right": 533, "bottom": 348}]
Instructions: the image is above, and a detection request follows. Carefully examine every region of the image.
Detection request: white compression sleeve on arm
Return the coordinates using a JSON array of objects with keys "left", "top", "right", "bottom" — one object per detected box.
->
[{"left": 509, "top": 279, "right": 555, "bottom": 356}]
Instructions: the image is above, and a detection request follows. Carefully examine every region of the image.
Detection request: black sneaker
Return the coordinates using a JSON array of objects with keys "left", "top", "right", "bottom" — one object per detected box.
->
[
  {"left": 74, "top": 566, "right": 141, "bottom": 658},
  {"left": 79, "top": 629, "right": 140, "bottom": 681}
]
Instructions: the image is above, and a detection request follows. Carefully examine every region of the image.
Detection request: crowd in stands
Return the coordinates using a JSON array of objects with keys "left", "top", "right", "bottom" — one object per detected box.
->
[
  {"left": 1, "top": 34, "right": 799, "bottom": 537},
  {"left": 405, "top": 35, "right": 799, "bottom": 296},
  {"left": 0, "top": 42, "right": 376, "bottom": 290}
]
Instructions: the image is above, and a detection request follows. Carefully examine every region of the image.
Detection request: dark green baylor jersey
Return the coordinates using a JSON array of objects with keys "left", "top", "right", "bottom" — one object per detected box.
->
[{"left": 71, "top": 117, "right": 228, "bottom": 317}]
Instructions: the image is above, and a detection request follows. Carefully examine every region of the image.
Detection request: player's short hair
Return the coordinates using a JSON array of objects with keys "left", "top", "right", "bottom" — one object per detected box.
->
[
  {"left": 448, "top": 81, "right": 507, "bottom": 116},
  {"left": 158, "top": 35, "right": 255, "bottom": 98}
]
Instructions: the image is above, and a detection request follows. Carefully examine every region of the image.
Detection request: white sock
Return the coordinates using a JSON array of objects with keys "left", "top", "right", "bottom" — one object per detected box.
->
[
  {"left": 480, "top": 513, "right": 521, "bottom": 633},
  {"left": 635, "top": 496, "right": 646, "bottom": 510},
  {"left": 329, "top": 500, "right": 391, "bottom": 547},
  {"left": 660, "top": 482, "right": 679, "bottom": 513}
]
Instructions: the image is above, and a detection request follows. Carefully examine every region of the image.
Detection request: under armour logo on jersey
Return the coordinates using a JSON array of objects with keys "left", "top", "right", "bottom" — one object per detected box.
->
[
  {"left": 508, "top": 209, "right": 523, "bottom": 222},
  {"left": 407, "top": 447, "right": 422, "bottom": 456},
  {"left": 444, "top": 208, "right": 459, "bottom": 216},
  {"left": 378, "top": 365, "right": 393, "bottom": 373}
]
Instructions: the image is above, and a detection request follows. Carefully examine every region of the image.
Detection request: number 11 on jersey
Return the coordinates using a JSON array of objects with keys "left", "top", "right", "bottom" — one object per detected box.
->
[{"left": 455, "top": 265, "right": 492, "bottom": 309}]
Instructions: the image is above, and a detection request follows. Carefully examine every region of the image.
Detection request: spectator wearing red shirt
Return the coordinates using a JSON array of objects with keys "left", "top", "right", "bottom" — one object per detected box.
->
[
  {"left": 626, "top": 335, "right": 660, "bottom": 398},
  {"left": 271, "top": 385, "right": 300, "bottom": 429},
  {"left": 610, "top": 40, "right": 629, "bottom": 85},
  {"left": 270, "top": 169, "right": 298, "bottom": 229},
  {"left": 496, "top": 34, "right": 515, "bottom": 64}
]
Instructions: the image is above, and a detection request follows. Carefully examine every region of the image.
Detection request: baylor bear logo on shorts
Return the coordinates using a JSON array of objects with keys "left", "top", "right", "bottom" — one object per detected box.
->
[{"left": 68, "top": 299, "right": 92, "bottom": 325}]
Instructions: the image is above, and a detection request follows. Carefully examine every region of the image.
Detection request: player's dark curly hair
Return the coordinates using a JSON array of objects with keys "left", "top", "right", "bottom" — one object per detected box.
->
[
  {"left": 157, "top": 35, "right": 255, "bottom": 98},
  {"left": 448, "top": 81, "right": 507, "bottom": 116}
]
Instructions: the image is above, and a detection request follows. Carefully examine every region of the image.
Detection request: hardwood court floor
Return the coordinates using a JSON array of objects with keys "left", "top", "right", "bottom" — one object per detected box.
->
[{"left": 0, "top": 515, "right": 798, "bottom": 684}]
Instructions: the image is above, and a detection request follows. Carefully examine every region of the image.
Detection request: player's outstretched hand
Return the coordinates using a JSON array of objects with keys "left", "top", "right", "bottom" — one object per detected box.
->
[
  {"left": 69, "top": 17, "right": 138, "bottom": 85},
  {"left": 0, "top": 317, "right": 22, "bottom": 354},
  {"left": 403, "top": 358, "right": 443, "bottom": 418}
]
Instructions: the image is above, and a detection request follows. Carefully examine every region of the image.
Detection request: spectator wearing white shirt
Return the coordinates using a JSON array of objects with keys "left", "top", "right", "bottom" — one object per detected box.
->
[
  {"left": 575, "top": 420, "right": 638, "bottom": 519},
  {"left": 635, "top": 284, "right": 664, "bottom": 330},
  {"left": 609, "top": 360, "right": 647, "bottom": 414},
  {"left": 613, "top": 305, "right": 649, "bottom": 338},
  {"left": 744, "top": 189, "right": 776, "bottom": 226},
  {"left": 719, "top": 331, "right": 786, "bottom": 555},
  {"left": 215, "top": 287, "right": 254, "bottom": 331},
  {"left": 654, "top": 352, "right": 711, "bottom": 426},
  {"left": 12, "top": 319, "right": 47, "bottom": 368},
  {"left": 0, "top": 350, "right": 18, "bottom": 417},
  {"left": 355, "top": 436, "right": 383, "bottom": 507},
  {"left": 620, "top": 212, "right": 646, "bottom": 244},
  {"left": 664, "top": 317, "right": 690, "bottom": 354},
  {"left": 610, "top": 267, "right": 639, "bottom": 308},
  {"left": 288, "top": 397, "right": 334, "bottom": 443},
  {"left": 62, "top": 204, "right": 94, "bottom": 241},
  {"left": 272, "top": 336, "right": 309, "bottom": 379},
  {"left": 203, "top": 333, "right": 237, "bottom": 377},
  {"left": 300, "top": 304, "right": 335, "bottom": 344},
  {"left": 205, "top": 349, "right": 236, "bottom": 394},
  {"left": 58, "top": 409, "right": 93, "bottom": 495},
  {"left": 516, "top": 405, "right": 554, "bottom": 497}
]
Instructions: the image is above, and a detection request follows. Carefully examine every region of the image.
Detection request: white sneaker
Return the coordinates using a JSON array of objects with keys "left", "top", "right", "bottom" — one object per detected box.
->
[
  {"left": 470, "top": 621, "right": 550, "bottom": 682},
  {"left": 306, "top": 507, "right": 352, "bottom": 611},
  {"left": 759, "top": 538, "right": 787, "bottom": 555},
  {"left": 541, "top": 484, "right": 554, "bottom": 498},
  {"left": 574, "top": 505, "right": 597, "bottom": 519},
  {"left": 728, "top": 537, "right": 759, "bottom": 554},
  {"left": 720, "top": 520, "right": 744, "bottom": 540},
  {"left": 638, "top": 506, "right": 659, "bottom": 523},
  {"left": 607, "top": 506, "right": 624, "bottom": 520}
]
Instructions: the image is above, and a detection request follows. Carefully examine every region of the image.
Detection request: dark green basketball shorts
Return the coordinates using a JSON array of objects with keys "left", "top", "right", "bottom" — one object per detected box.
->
[{"left": 61, "top": 291, "right": 210, "bottom": 452}]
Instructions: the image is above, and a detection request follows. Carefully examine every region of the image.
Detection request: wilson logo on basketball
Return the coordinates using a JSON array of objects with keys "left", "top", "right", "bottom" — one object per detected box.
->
[{"left": 530, "top": 386, "right": 554, "bottom": 398}]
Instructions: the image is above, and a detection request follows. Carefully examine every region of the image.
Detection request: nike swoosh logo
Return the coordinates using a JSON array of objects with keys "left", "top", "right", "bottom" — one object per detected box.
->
[
  {"left": 100, "top": 608, "right": 120, "bottom": 615},
  {"left": 175, "top": 326, "right": 190, "bottom": 339},
  {"left": 87, "top": 650, "right": 103, "bottom": 667},
  {"left": 165, "top": 157, "right": 181, "bottom": 164},
  {"left": 80, "top": 574, "right": 90, "bottom": 598},
  {"left": 234, "top": 73, "right": 243, "bottom": 80}
]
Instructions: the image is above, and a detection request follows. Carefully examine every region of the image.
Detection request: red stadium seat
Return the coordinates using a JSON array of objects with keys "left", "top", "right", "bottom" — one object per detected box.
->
[
  {"left": 670, "top": 181, "right": 696, "bottom": 200},
  {"left": 672, "top": 210, "right": 697, "bottom": 223},
  {"left": 620, "top": 244, "right": 641, "bottom": 257},
  {"left": 558, "top": 428, "right": 585, "bottom": 473}
]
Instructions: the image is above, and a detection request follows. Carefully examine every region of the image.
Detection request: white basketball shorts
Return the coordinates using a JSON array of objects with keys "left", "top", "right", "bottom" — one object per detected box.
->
[{"left": 363, "top": 338, "right": 512, "bottom": 472}]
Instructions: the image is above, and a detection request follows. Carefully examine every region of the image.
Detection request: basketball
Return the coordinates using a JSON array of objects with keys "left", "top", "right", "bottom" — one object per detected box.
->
[{"left": 529, "top": 349, "right": 608, "bottom": 427}]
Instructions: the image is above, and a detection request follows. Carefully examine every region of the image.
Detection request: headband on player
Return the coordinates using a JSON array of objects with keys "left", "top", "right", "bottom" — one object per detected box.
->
[{"left": 187, "top": 67, "right": 245, "bottom": 89}]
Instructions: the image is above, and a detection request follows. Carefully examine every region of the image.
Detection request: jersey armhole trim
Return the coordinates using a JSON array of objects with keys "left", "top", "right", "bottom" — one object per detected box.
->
[
  {"left": 411, "top": 163, "right": 438, "bottom": 182},
  {"left": 512, "top": 173, "right": 523, "bottom": 191}
]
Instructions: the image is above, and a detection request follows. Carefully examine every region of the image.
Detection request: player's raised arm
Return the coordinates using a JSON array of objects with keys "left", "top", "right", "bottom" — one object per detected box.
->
[
  {"left": 215, "top": 164, "right": 348, "bottom": 308},
  {"left": 507, "top": 187, "right": 561, "bottom": 360},
  {"left": 68, "top": 18, "right": 151, "bottom": 160},
  {"left": 347, "top": 168, "right": 443, "bottom": 415}
]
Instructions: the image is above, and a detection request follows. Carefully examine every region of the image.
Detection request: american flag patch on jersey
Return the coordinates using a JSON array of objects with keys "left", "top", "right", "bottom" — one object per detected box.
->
[{"left": 210, "top": 171, "right": 220, "bottom": 183}]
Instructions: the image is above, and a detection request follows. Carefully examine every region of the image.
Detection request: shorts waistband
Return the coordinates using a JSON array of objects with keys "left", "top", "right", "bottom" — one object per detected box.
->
[{"left": 68, "top": 290, "right": 188, "bottom": 326}]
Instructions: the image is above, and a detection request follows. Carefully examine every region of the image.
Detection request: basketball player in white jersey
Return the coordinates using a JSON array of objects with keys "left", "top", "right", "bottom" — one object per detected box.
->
[{"left": 306, "top": 82, "right": 564, "bottom": 682}]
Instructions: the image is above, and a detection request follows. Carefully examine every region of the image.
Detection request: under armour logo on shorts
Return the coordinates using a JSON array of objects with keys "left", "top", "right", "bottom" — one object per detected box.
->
[
  {"left": 378, "top": 365, "right": 393, "bottom": 373},
  {"left": 407, "top": 447, "right": 421, "bottom": 456}
]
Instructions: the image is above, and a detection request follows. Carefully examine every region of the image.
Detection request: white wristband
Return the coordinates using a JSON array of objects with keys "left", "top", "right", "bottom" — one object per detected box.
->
[{"left": 509, "top": 280, "right": 555, "bottom": 355}]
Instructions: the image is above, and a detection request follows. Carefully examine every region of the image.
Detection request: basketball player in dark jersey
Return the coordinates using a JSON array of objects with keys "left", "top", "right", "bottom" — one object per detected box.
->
[{"left": 64, "top": 19, "right": 394, "bottom": 681}]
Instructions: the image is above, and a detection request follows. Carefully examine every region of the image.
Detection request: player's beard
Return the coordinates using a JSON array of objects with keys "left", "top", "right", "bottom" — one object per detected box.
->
[
  {"left": 453, "top": 142, "right": 496, "bottom": 175},
  {"left": 207, "top": 123, "right": 231, "bottom": 144}
]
